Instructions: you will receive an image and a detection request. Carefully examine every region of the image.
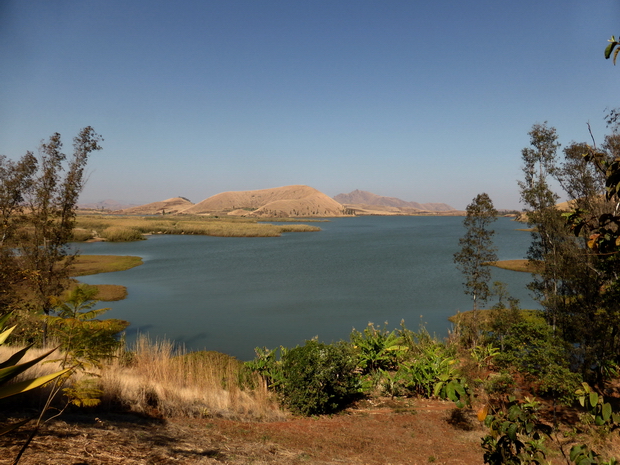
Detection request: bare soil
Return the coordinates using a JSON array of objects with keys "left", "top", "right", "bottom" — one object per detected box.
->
[
  {"left": 1, "top": 399, "right": 485, "bottom": 465},
  {"left": 4, "top": 397, "right": 619, "bottom": 465}
]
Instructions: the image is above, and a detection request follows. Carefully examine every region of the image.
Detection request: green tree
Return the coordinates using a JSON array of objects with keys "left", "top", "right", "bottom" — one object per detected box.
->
[
  {"left": 46, "top": 285, "right": 129, "bottom": 371},
  {"left": 517, "top": 122, "right": 568, "bottom": 332},
  {"left": 454, "top": 193, "right": 498, "bottom": 344},
  {"left": 0, "top": 128, "right": 103, "bottom": 344}
]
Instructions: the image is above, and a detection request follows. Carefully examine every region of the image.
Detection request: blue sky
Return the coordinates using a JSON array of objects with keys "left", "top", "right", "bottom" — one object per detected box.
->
[{"left": 1, "top": 0, "right": 618, "bottom": 209}]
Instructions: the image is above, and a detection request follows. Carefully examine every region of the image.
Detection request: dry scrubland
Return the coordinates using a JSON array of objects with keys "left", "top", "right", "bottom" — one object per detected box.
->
[
  {"left": 2, "top": 336, "right": 283, "bottom": 422},
  {"left": 75, "top": 215, "right": 322, "bottom": 240}
]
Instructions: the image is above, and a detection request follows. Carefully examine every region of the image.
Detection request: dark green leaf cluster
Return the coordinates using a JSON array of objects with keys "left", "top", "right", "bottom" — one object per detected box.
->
[
  {"left": 247, "top": 340, "right": 360, "bottom": 416},
  {"left": 481, "top": 397, "right": 550, "bottom": 465}
]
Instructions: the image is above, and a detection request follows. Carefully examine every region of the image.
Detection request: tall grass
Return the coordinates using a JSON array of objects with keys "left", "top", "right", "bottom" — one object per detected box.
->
[
  {"left": 2, "top": 336, "right": 284, "bottom": 421},
  {"left": 101, "top": 226, "right": 145, "bottom": 242},
  {"left": 76, "top": 215, "right": 321, "bottom": 238}
]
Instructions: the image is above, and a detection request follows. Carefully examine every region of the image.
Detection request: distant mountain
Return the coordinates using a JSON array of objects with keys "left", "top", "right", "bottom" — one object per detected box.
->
[
  {"left": 184, "top": 185, "right": 346, "bottom": 217},
  {"left": 78, "top": 199, "right": 139, "bottom": 211},
  {"left": 118, "top": 197, "right": 194, "bottom": 215},
  {"left": 334, "top": 190, "right": 455, "bottom": 212}
]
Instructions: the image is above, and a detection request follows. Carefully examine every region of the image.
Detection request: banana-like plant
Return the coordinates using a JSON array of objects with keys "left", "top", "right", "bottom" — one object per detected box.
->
[{"left": 0, "top": 313, "right": 70, "bottom": 435}]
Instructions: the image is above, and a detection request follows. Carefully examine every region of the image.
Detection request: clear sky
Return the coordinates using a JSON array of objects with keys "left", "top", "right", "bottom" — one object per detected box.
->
[{"left": 1, "top": 0, "right": 618, "bottom": 210}]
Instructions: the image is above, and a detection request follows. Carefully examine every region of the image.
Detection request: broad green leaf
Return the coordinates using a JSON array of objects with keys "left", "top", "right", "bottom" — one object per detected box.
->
[
  {"left": 605, "top": 41, "right": 616, "bottom": 59},
  {"left": 570, "top": 445, "right": 583, "bottom": 461},
  {"left": 602, "top": 402, "right": 612, "bottom": 422},
  {"left": 589, "top": 391, "right": 598, "bottom": 407},
  {"left": 0, "top": 368, "right": 70, "bottom": 399},
  {"left": 507, "top": 422, "right": 517, "bottom": 442}
]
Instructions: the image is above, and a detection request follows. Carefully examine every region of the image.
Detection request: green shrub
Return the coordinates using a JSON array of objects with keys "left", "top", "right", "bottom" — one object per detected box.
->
[
  {"left": 494, "top": 319, "right": 581, "bottom": 405},
  {"left": 350, "top": 322, "right": 406, "bottom": 374},
  {"left": 481, "top": 396, "right": 550, "bottom": 465},
  {"left": 279, "top": 340, "right": 360, "bottom": 415},
  {"left": 247, "top": 340, "right": 360, "bottom": 416}
]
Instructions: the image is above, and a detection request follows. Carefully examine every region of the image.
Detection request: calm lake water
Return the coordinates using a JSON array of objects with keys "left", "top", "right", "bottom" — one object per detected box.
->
[{"left": 77, "top": 216, "right": 538, "bottom": 360}]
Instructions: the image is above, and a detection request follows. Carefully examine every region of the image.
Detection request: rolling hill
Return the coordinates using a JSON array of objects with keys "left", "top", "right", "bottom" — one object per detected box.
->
[
  {"left": 183, "top": 185, "right": 346, "bottom": 217},
  {"left": 333, "top": 190, "right": 457, "bottom": 215}
]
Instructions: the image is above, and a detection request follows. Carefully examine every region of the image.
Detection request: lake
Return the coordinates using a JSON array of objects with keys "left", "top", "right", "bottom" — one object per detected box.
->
[{"left": 77, "top": 216, "right": 538, "bottom": 360}]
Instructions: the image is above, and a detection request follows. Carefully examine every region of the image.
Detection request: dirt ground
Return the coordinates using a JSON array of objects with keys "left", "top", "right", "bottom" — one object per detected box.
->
[
  {"left": 2, "top": 397, "right": 617, "bottom": 465},
  {"left": 1, "top": 399, "right": 484, "bottom": 465}
]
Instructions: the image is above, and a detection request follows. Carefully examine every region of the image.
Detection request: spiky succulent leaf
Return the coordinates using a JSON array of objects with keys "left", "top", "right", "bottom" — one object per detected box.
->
[{"left": 0, "top": 368, "right": 70, "bottom": 400}]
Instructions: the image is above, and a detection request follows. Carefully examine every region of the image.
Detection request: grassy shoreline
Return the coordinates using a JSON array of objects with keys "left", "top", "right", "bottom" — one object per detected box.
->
[
  {"left": 75, "top": 214, "right": 322, "bottom": 240},
  {"left": 491, "top": 259, "right": 541, "bottom": 273}
]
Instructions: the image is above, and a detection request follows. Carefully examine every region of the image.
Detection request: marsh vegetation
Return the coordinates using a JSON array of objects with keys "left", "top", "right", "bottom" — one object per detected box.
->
[{"left": 74, "top": 214, "right": 322, "bottom": 240}]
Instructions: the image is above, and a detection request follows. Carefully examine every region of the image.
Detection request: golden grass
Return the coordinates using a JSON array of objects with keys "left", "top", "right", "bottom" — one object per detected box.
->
[
  {"left": 491, "top": 259, "right": 542, "bottom": 273},
  {"left": 75, "top": 215, "right": 321, "bottom": 239},
  {"left": 69, "top": 255, "right": 143, "bottom": 276},
  {"left": 98, "top": 336, "right": 284, "bottom": 420},
  {"left": 2, "top": 337, "right": 285, "bottom": 421},
  {"left": 101, "top": 226, "right": 146, "bottom": 242},
  {"left": 65, "top": 282, "right": 127, "bottom": 301}
]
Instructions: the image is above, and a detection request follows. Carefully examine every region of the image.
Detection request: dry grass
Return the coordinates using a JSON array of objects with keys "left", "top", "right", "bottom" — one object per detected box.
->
[
  {"left": 68, "top": 255, "right": 143, "bottom": 276},
  {"left": 65, "top": 282, "right": 127, "bottom": 301},
  {"left": 101, "top": 226, "right": 146, "bottom": 242},
  {"left": 2, "top": 336, "right": 284, "bottom": 423},
  {"left": 492, "top": 259, "right": 542, "bottom": 273},
  {"left": 75, "top": 215, "right": 321, "bottom": 239},
  {"left": 99, "top": 336, "right": 285, "bottom": 421}
]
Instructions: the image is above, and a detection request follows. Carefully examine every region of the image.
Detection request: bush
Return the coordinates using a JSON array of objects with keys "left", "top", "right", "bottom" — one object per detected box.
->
[
  {"left": 247, "top": 340, "right": 360, "bottom": 416},
  {"left": 279, "top": 340, "right": 360, "bottom": 415},
  {"left": 493, "top": 319, "right": 581, "bottom": 405}
]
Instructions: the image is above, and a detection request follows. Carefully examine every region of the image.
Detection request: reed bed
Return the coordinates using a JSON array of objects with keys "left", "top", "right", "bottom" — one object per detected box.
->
[
  {"left": 100, "top": 226, "right": 146, "bottom": 242},
  {"left": 68, "top": 255, "right": 143, "bottom": 276},
  {"left": 75, "top": 215, "right": 320, "bottom": 239},
  {"left": 2, "top": 336, "right": 284, "bottom": 421}
]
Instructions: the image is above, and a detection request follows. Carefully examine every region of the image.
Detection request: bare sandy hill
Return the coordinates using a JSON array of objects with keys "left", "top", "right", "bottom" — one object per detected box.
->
[
  {"left": 184, "top": 185, "right": 346, "bottom": 217},
  {"left": 118, "top": 197, "right": 194, "bottom": 215},
  {"left": 334, "top": 189, "right": 456, "bottom": 214}
]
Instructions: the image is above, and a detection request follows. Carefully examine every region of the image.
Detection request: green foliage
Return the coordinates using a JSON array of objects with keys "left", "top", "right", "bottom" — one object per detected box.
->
[
  {"left": 481, "top": 397, "right": 550, "bottom": 465},
  {"left": 454, "top": 193, "right": 498, "bottom": 326},
  {"left": 576, "top": 383, "right": 620, "bottom": 429},
  {"left": 46, "top": 285, "right": 129, "bottom": 371},
  {"left": 0, "top": 313, "right": 70, "bottom": 435},
  {"left": 393, "top": 340, "right": 470, "bottom": 407},
  {"left": 247, "top": 340, "right": 360, "bottom": 416},
  {"left": 245, "top": 346, "right": 288, "bottom": 390},
  {"left": 570, "top": 444, "right": 618, "bottom": 465},
  {"left": 605, "top": 35, "right": 620, "bottom": 65},
  {"left": 493, "top": 318, "right": 581, "bottom": 405},
  {"left": 350, "top": 322, "right": 407, "bottom": 373}
]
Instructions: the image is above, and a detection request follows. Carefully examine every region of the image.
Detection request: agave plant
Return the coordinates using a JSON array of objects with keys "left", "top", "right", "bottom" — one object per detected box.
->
[{"left": 0, "top": 313, "right": 70, "bottom": 435}]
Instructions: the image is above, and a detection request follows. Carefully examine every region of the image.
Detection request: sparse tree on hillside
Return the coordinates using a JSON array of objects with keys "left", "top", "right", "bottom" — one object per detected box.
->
[{"left": 454, "top": 193, "right": 498, "bottom": 344}]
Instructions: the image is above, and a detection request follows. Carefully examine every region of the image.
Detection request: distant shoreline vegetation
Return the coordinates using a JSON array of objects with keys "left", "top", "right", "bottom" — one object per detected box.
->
[{"left": 73, "top": 214, "right": 322, "bottom": 241}]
